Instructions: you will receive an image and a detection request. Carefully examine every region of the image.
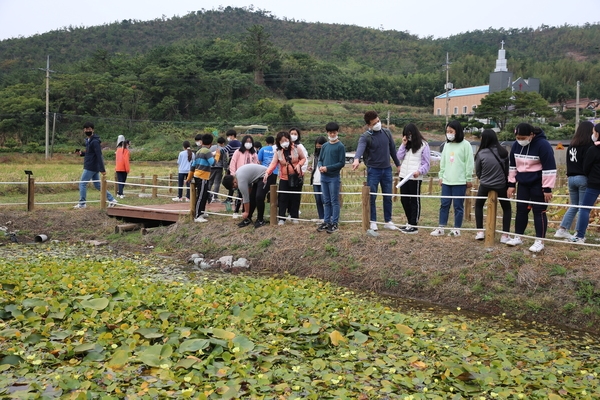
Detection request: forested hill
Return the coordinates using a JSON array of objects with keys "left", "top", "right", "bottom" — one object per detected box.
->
[{"left": 1, "top": 6, "right": 600, "bottom": 85}]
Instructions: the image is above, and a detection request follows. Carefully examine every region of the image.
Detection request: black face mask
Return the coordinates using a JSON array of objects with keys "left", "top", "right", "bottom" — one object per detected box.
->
[{"left": 314, "top": 148, "right": 321, "bottom": 156}]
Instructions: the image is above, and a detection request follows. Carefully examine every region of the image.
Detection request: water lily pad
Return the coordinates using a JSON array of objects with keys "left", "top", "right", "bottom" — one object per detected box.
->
[
  {"left": 80, "top": 298, "right": 110, "bottom": 311},
  {"left": 179, "top": 339, "right": 210, "bottom": 353},
  {"left": 135, "top": 328, "right": 163, "bottom": 339}
]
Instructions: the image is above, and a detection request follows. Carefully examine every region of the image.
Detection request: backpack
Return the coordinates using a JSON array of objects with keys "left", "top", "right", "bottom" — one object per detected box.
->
[{"left": 361, "top": 128, "right": 394, "bottom": 167}]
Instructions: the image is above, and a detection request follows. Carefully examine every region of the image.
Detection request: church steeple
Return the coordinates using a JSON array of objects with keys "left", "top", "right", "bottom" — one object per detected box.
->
[{"left": 494, "top": 41, "right": 508, "bottom": 72}]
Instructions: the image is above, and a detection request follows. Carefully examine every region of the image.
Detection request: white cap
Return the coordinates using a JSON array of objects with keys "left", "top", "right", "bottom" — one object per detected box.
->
[{"left": 117, "top": 135, "right": 125, "bottom": 146}]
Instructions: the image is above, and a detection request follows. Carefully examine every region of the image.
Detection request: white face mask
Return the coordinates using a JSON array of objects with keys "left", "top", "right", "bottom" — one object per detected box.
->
[
  {"left": 517, "top": 139, "right": 531, "bottom": 147},
  {"left": 290, "top": 134, "right": 298, "bottom": 141},
  {"left": 280, "top": 141, "right": 290, "bottom": 149},
  {"left": 196, "top": 141, "right": 202, "bottom": 147},
  {"left": 227, "top": 137, "right": 232, "bottom": 142},
  {"left": 446, "top": 134, "right": 455, "bottom": 142},
  {"left": 244, "top": 142, "right": 253, "bottom": 149},
  {"left": 371, "top": 122, "right": 382, "bottom": 131},
  {"left": 592, "top": 134, "right": 599, "bottom": 142},
  {"left": 328, "top": 135, "right": 338, "bottom": 142}
]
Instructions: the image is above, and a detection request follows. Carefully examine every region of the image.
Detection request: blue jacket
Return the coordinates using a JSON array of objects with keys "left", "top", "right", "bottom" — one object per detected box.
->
[{"left": 82, "top": 134, "right": 105, "bottom": 173}]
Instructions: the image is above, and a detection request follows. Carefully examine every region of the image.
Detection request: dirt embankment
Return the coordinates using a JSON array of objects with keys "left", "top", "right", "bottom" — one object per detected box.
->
[{"left": 2, "top": 209, "right": 599, "bottom": 334}]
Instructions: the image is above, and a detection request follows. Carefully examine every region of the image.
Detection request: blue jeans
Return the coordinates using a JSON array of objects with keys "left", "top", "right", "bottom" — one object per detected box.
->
[
  {"left": 560, "top": 175, "right": 587, "bottom": 230},
  {"left": 439, "top": 184, "right": 466, "bottom": 228},
  {"left": 574, "top": 186, "right": 600, "bottom": 239},
  {"left": 367, "top": 166, "right": 393, "bottom": 222},
  {"left": 321, "top": 175, "right": 341, "bottom": 224},
  {"left": 313, "top": 185, "right": 324, "bottom": 220},
  {"left": 78, "top": 169, "right": 115, "bottom": 205}
]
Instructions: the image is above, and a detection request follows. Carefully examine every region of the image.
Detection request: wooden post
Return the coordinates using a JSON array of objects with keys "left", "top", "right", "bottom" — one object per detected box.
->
[
  {"left": 484, "top": 190, "right": 498, "bottom": 247},
  {"left": 465, "top": 185, "right": 472, "bottom": 222},
  {"left": 113, "top": 172, "right": 118, "bottom": 194},
  {"left": 100, "top": 174, "right": 107, "bottom": 210},
  {"left": 189, "top": 181, "right": 196, "bottom": 218},
  {"left": 269, "top": 184, "right": 278, "bottom": 225},
  {"left": 361, "top": 182, "right": 370, "bottom": 231},
  {"left": 428, "top": 177, "right": 433, "bottom": 195},
  {"left": 140, "top": 173, "right": 146, "bottom": 193},
  {"left": 26, "top": 176, "right": 35, "bottom": 212},
  {"left": 152, "top": 175, "right": 158, "bottom": 198},
  {"left": 168, "top": 173, "right": 173, "bottom": 194},
  {"left": 393, "top": 177, "right": 399, "bottom": 202}
]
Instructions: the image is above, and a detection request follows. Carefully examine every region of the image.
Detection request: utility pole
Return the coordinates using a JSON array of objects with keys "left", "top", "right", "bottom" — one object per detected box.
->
[
  {"left": 575, "top": 81, "right": 580, "bottom": 128},
  {"left": 38, "top": 56, "right": 55, "bottom": 160},
  {"left": 443, "top": 53, "right": 452, "bottom": 125}
]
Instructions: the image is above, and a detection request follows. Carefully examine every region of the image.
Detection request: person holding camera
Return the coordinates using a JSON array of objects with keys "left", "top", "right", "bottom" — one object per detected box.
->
[{"left": 263, "top": 131, "right": 306, "bottom": 225}]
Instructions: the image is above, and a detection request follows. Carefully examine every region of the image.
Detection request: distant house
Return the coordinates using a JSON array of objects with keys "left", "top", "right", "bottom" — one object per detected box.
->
[{"left": 433, "top": 42, "right": 540, "bottom": 117}]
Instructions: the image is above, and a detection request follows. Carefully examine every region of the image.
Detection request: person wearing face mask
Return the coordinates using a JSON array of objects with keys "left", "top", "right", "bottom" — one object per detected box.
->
[
  {"left": 352, "top": 111, "right": 401, "bottom": 231},
  {"left": 289, "top": 128, "right": 309, "bottom": 174},
  {"left": 186, "top": 134, "right": 217, "bottom": 223},
  {"left": 316, "top": 122, "right": 346, "bottom": 234},
  {"left": 431, "top": 120, "right": 474, "bottom": 237},
  {"left": 565, "top": 123, "right": 600, "bottom": 244},
  {"left": 396, "top": 123, "right": 431, "bottom": 234},
  {"left": 309, "top": 136, "right": 327, "bottom": 223},
  {"left": 229, "top": 135, "right": 259, "bottom": 226},
  {"left": 505, "top": 123, "right": 556, "bottom": 252},
  {"left": 74, "top": 122, "right": 118, "bottom": 209},
  {"left": 223, "top": 129, "right": 242, "bottom": 204},
  {"left": 173, "top": 140, "right": 195, "bottom": 202},
  {"left": 264, "top": 131, "right": 307, "bottom": 225}
]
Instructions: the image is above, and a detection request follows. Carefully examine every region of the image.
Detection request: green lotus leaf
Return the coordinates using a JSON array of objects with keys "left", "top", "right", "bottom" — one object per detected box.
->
[
  {"left": 73, "top": 342, "right": 98, "bottom": 353},
  {"left": 108, "top": 349, "right": 131, "bottom": 368},
  {"left": 135, "top": 328, "right": 163, "bottom": 339},
  {"left": 179, "top": 339, "right": 210, "bottom": 353},
  {"left": 80, "top": 298, "right": 110, "bottom": 311},
  {"left": 232, "top": 335, "right": 254, "bottom": 353},
  {"left": 22, "top": 299, "right": 47, "bottom": 309},
  {"left": 0, "top": 355, "right": 24, "bottom": 365}
]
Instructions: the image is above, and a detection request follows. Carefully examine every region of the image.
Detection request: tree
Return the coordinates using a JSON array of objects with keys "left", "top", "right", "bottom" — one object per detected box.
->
[
  {"left": 242, "top": 25, "right": 279, "bottom": 85},
  {"left": 474, "top": 89, "right": 514, "bottom": 131}
]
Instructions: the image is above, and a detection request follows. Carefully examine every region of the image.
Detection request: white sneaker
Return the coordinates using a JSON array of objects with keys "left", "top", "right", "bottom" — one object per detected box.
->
[
  {"left": 566, "top": 236, "right": 585, "bottom": 244},
  {"left": 370, "top": 222, "right": 378, "bottom": 231},
  {"left": 529, "top": 239, "right": 544, "bottom": 252},
  {"left": 73, "top": 203, "right": 86, "bottom": 209},
  {"left": 292, "top": 219, "right": 299, "bottom": 224},
  {"left": 430, "top": 228, "right": 445, "bottom": 236},
  {"left": 475, "top": 231, "right": 484, "bottom": 240},
  {"left": 232, "top": 213, "right": 241, "bottom": 219},
  {"left": 506, "top": 236, "right": 523, "bottom": 246},
  {"left": 194, "top": 217, "right": 207, "bottom": 223},
  {"left": 108, "top": 200, "right": 118, "bottom": 207},
  {"left": 553, "top": 228, "right": 571, "bottom": 239},
  {"left": 278, "top": 220, "right": 285, "bottom": 226},
  {"left": 500, "top": 234, "right": 510, "bottom": 244},
  {"left": 172, "top": 197, "right": 181, "bottom": 202},
  {"left": 383, "top": 222, "right": 398, "bottom": 230},
  {"left": 448, "top": 229, "right": 460, "bottom": 237}
]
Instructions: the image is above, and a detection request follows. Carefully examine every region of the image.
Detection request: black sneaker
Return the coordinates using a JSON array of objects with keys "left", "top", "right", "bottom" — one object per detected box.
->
[
  {"left": 237, "top": 218, "right": 252, "bottom": 228},
  {"left": 254, "top": 219, "right": 267, "bottom": 228},
  {"left": 402, "top": 226, "right": 418, "bottom": 234},
  {"left": 317, "top": 222, "right": 329, "bottom": 232},
  {"left": 326, "top": 223, "right": 339, "bottom": 234}
]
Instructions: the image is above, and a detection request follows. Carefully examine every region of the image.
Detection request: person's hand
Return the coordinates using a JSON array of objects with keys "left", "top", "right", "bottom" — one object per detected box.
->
[
  {"left": 507, "top": 187, "right": 515, "bottom": 198},
  {"left": 439, "top": 179, "right": 443, "bottom": 186},
  {"left": 296, "top": 165, "right": 302, "bottom": 174},
  {"left": 544, "top": 192, "right": 553, "bottom": 203},
  {"left": 413, "top": 171, "right": 420, "bottom": 178},
  {"left": 263, "top": 174, "right": 269, "bottom": 183},
  {"left": 466, "top": 182, "right": 472, "bottom": 188},
  {"left": 242, "top": 211, "right": 249, "bottom": 220},
  {"left": 402, "top": 136, "right": 408, "bottom": 146},
  {"left": 320, "top": 166, "right": 327, "bottom": 173},
  {"left": 307, "top": 166, "right": 313, "bottom": 172},
  {"left": 101, "top": 171, "right": 106, "bottom": 176},
  {"left": 352, "top": 159, "right": 360, "bottom": 171}
]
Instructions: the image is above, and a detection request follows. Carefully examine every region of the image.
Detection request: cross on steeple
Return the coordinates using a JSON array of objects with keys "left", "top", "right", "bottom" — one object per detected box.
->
[{"left": 501, "top": 40, "right": 505, "bottom": 49}]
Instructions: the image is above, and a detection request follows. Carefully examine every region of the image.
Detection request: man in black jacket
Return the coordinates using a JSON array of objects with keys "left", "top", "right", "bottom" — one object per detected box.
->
[{"left": 74, "top": 122, "right": 117, "bottom": 209}]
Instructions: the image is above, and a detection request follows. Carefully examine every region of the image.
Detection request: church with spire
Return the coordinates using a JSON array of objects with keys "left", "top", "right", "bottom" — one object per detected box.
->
[{"left": 433, "top": 42, "right": 540, "bottom": 116}]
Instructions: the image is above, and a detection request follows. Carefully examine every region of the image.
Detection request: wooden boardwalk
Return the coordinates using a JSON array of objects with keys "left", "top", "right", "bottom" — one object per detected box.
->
[{"left": 106, "top": 201, "right": 227, "bottom": 224}]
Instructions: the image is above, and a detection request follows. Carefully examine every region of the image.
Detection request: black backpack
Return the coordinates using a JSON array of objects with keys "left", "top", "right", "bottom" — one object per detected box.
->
[{"left": 361, "top": 128, "right": 394, "bottom": 167}]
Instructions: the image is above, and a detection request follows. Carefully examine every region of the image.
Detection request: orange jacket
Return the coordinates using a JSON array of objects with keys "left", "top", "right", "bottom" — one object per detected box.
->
[{"left": 115, "top": 148, "right": 130, "bottom": 173}]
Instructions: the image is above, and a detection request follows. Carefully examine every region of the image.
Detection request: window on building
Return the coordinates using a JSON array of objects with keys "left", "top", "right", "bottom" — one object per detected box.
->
[
  {"left": 436, "top": 108, "right": 441, "bottom": 116},
  {"left": 463, "top": 106, "right": 468, "bottom": 114},
  {"left": 453, "top": 107, "right": 458, "bottom": 114}
]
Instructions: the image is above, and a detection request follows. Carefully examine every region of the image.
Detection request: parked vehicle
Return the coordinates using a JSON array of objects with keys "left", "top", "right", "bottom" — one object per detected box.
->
[
  {"left": 345, "top": 152, "right": 363, "bottom": 163},
  {"left": 430, "top": 151, "right": 442, "bottom": 163}
]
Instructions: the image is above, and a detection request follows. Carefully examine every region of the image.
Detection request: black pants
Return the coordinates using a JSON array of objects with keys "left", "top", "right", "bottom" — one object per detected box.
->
[
  {"left": 400, "top": 179, "right": 422, "bottom": 226},
  {"left": 514, "top": 181, "right": 547, "bottom": 238},
  {"left": 278, "top": 179, "right": 301, "bottom": 219},
  {"left": 255, "top": 178, "right": 274, "bottom": 221},
  {"left": 208, "top": 168, "right": 223, "bottom": 201},
  {"left": 116, "top": 171, "right": 127, "bottom": 196},
  {"left": 193, "top": 177, "right": 210, "bottom": 218},
  {"left": 475, "top": 185, "right": 512, "bottom": 233}
]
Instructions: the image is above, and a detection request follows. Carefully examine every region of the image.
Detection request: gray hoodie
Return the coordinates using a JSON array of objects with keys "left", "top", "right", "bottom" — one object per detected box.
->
[{"left": 475, "top": 147, "right": 508, "bottom": 190}]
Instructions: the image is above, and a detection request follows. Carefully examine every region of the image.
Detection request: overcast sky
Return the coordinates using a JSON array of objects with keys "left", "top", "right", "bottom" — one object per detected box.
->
[{"left": 0, "top": 0, "right": 597, "bottom": 41}]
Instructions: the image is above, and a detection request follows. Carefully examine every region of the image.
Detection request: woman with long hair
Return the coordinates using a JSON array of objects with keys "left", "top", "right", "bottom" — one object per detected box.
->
[
  {"left": 554, "top": 121, "right": 594, "bottom": 239},
  {"left": 229, "top": 135, "right": 259, "bottom": 221},
  {"left": 115, "top": 135, "right": 130, "bottom": 199},
  {"left": 264, "top": 131, "right": 306, "bottom": 225},
  {"left": 174, "top": 140, "right": 194, "bottom": 201},
  {"left": 431, "top": 120, "right": 474, "bottom": 237},
  {"left": 396, "top": 123, "right": 430, "bottom": 234},
  {"left": 289, "top": 127, "right": 309, "bottom": 174},
  {"left": 474, "top": 129, "right": 511, "bottom": 243}
]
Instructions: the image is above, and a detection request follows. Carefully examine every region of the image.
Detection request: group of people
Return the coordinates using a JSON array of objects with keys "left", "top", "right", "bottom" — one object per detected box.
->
[{"left": 74, "top": 116, "right": 600, "bottom": 249}]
